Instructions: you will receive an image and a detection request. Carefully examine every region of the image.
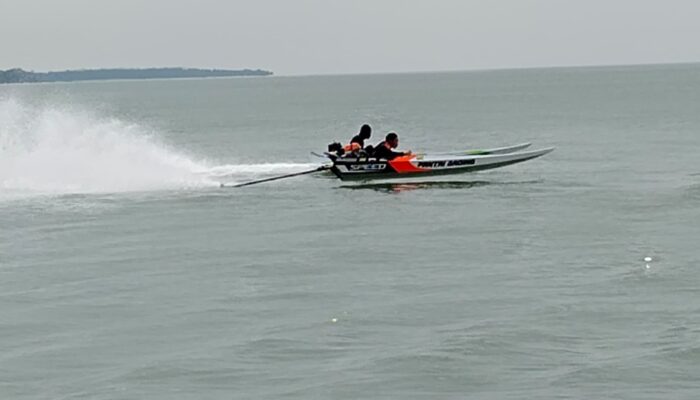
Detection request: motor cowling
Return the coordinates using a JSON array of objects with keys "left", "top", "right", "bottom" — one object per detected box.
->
[{"left": 327, "top": 142, "right": 345, "bottom": 156}]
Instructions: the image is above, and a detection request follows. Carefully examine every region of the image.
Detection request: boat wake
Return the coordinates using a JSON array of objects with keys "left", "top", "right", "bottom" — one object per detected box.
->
[{"left": 0, "top": 98, "right": 315, "bottom": 201}]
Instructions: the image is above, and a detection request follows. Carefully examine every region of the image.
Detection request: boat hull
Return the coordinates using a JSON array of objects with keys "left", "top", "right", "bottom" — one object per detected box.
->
[{"left": 330, "top": 148, "right": 554, "bottom": 181}]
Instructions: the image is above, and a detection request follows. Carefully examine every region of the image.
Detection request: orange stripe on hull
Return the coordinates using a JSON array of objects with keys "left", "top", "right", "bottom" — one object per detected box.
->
[{"left": 388, "top": 155, "right": 428, "bottom": 174}]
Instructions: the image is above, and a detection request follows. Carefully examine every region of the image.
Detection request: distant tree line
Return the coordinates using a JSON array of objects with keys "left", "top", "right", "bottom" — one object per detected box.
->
[{"left": 0, "top": 67, "right": 273, "bottom": 84}]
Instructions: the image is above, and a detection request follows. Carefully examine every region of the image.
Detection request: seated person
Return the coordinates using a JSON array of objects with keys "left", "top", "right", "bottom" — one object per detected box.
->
[
  {"left": 343, "top": 124, "right": 372, "bottom": 154},
  {"left": 372, "top": 132, "right": 412, "bottom": 160},
  {"left": 350, "top": 124, "right": 372, "bottom": 148}
]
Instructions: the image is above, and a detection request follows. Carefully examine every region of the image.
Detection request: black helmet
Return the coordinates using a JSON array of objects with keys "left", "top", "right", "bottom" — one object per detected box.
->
[{"left": 360, "top": 124, "right": 372, "bottom": 139}]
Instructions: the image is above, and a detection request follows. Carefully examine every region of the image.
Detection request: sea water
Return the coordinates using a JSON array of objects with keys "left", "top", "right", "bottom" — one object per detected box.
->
[{"left": 2, "top": 64, "right": 700, "bottom": 399}]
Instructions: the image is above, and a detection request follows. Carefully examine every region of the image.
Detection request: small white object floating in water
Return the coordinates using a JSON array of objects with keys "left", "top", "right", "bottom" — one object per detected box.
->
[
  {"left": 331, "top": 318, "right": 338, "bottom": 323},
  {"left": 644, "top": 256, "right": 653, "bottom": 269}
]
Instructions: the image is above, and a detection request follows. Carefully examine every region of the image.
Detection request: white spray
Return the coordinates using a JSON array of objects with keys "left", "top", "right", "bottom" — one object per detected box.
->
[{"left": 0, "top": 98, "right": 316, "bottom": 199}]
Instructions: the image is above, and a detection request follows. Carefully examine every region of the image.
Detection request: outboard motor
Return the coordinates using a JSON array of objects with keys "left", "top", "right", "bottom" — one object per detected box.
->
[{"left": 327, "top": 142, "right": 345, "bottom": 156}]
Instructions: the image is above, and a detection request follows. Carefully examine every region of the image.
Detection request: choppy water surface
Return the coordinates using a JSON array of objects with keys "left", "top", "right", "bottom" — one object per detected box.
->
[{"left": 2, "top": 65, "right": 700, "bottom": 399}]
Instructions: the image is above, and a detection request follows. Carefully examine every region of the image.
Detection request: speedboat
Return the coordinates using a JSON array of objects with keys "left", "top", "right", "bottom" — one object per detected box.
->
[
  {"left": 325, "top": 143, "right": 554, "bottom": 181},
  {"left": 224, "top": 143, "right": 554, "bottom": 188}
]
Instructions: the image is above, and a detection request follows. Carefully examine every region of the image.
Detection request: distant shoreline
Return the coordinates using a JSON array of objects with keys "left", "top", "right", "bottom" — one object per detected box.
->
[{"left": 0, "top": 67, "right": 273, "bottom": 84}]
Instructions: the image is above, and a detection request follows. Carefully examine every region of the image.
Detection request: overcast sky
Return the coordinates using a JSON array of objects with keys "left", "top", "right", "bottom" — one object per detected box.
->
[{"left": 1, "top": 0, "right": 699, "bottom": 75}]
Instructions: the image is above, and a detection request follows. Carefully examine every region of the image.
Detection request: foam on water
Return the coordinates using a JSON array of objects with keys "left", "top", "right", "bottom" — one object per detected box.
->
[{"left": 0, "top": 99, "right": 316, "bottom": 200}]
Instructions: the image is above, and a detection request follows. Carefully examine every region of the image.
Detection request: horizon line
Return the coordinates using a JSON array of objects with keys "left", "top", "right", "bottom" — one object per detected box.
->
[
  {"left": 276, "top": 60, "right": 700, "bottom": 78},
  {"left": 3, "top": 60, "right": 699, "bottom": 84}
]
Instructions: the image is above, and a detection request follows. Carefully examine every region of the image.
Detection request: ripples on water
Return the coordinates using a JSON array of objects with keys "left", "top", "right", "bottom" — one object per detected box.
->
[{"left": 2, "top": 65, "right": 700, "bottom": 399}]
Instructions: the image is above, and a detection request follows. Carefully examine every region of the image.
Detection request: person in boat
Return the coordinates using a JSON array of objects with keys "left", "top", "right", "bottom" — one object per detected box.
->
[
  {"left": 372, "top": 132, "right": 412, "bottom": 160},
  {"left": 343, "top": 124, "right": 372, "bottom": 154},
  {"left": 351, "top": 124, "right": 372, "bottom": 148}
]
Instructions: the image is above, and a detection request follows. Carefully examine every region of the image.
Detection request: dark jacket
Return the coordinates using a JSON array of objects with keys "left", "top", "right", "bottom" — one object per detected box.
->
[
  {"left": 372, "top": 141, "right": 406, "bottom": 160},
  {"left": 350, "top": 134, "right": 365, "bottom": 148}
]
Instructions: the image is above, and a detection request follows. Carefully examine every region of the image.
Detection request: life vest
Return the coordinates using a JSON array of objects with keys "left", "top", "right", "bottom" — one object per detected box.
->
[{"left": 343, "top": 142, "right": 361, "bottom": 153}]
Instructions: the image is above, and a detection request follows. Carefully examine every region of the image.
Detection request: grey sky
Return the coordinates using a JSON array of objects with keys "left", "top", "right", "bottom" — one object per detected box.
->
[{"left": 2, "top": 0, "right": 699, "bottom": 75}]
